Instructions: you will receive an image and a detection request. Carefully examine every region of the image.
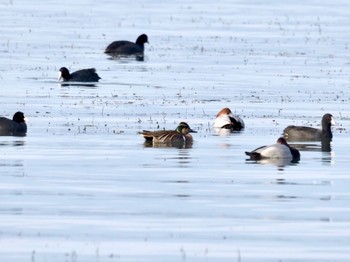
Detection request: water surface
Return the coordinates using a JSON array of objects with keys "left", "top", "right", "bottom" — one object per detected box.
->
[{"left": 0, "top": 0, "right": 350, "bottom": 261}]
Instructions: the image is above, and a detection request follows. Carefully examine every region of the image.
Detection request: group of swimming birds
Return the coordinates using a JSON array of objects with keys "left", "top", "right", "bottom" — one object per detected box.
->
[
  {"left": 139, "top": 108, "right": 333, "bottom": 163},
  {"left": 1, "top": 34, "right": 335, "bottom": 163},
  {"left": 0, "top": 107, "right": 334, "bottom": 163},
  {"left": 58, "top": 34, "right": 149, "bottom": 82}
]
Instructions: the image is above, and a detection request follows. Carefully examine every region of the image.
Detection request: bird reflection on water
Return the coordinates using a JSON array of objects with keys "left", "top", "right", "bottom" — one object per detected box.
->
[
  {"left": 59, "top": 83, "right": 99, "bottom": 88},
  {"left": 289, "top": 138, "right": 332, "bottom": 153},
  {"left": 142, "top": 140, "right": 193, "bottom": 149},
  {"left": 246, "top": 157, "right": 299, "bottom": 170}
]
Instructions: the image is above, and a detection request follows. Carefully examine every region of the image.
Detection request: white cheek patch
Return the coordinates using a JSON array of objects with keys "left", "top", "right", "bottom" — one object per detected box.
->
[{"left": 58, "top": 72, "right": 62, "bottom": 81}]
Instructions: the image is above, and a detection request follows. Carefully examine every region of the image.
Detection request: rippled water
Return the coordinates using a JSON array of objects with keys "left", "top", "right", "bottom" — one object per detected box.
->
[{"left": 1, "top": 0, "right": 350, "bottom": 261}]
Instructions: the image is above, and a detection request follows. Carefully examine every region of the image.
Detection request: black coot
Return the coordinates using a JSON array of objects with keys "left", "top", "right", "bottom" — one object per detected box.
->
[
  {"left": 0, "top": 111, "right": 27, "bottom": 136},
  {"left": 59, "top": 67, "right": 101, "bottom": 82},
  {"left": 104, "top": 34, "right": 148, "bottom": 56},
  {"left": 283, "top": 113, "right": 334, "bottom": 141}
]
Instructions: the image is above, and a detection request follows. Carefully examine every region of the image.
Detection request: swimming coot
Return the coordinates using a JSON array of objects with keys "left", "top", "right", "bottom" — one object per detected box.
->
[
  {"left": 283, "top": 113, "right": 334, "bottom": 141},
  {"left": 104, "top": 34, "right": 148, "bottom": 56},
  {"left": 58, "top": 67, "right": 101, "bottom": 82},
  {"left": 0, "top": 111, "right": 27, "bottom": 136}
]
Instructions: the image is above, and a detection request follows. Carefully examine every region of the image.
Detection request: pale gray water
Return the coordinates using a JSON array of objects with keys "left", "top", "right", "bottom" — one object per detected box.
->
[{"left": 1, "top": 0, "right": 350, "bottom": 261}]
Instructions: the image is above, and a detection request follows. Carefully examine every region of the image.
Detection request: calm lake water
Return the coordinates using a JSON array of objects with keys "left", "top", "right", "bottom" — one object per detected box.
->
[{"left": 1, "top": 0, "right": 350, "bottom": 261}]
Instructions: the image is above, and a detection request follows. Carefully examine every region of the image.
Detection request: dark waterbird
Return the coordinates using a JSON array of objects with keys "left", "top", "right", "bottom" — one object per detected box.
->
[
  {"left": 104, "top": 34, "right": 148, "bottom": 57},
  {"left": 0, "top": 111, "right": 27, "bottom": 136},
  {"left": 58, "top": 67, "right": 101, "bottom": 82},
  {"left": 283, "top": 113, "right": 335, "bottom": 141}
]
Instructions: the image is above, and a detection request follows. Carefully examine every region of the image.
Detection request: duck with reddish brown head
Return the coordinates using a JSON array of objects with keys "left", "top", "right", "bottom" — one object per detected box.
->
[
  {"left": 214, "top": 107, "right": 244, "bottom": 131},
  {"left": 245, "top": 137, "right": 300, "bottom": 162}
]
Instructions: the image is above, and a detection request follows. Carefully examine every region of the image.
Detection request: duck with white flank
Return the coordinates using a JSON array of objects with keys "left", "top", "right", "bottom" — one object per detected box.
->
[
  {"left": 245, "top": 137, "right": 300, "bottom": 162},
  {"left": 214, "top": 107, "right": 244, "bottom": 131}
]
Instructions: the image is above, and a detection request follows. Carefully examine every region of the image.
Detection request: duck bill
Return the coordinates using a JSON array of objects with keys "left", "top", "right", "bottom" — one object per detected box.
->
[{"left": 189, "top": 129, "right": 197, "bottom": 133}]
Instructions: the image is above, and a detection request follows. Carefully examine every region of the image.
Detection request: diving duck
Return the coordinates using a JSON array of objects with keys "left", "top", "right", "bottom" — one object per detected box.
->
[
  {"left": 214, "top": 107, "right": 244, "bottom": 131},
  {"left": 245, "top": 137, "right": 300, "bottom": 161}
]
